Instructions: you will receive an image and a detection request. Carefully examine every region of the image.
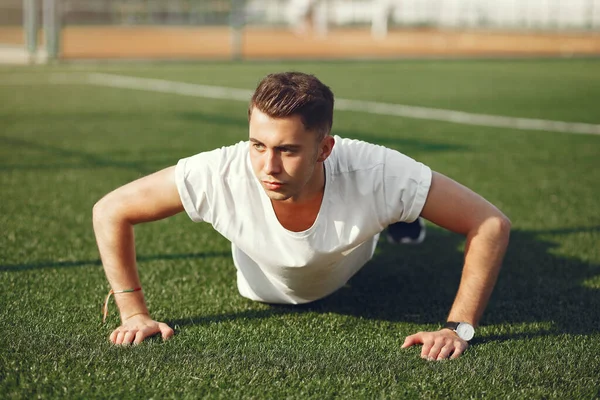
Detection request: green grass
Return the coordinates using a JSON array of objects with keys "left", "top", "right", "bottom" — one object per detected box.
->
[{"left": 1, "top": 59, "right": 600, "bottom": 399}]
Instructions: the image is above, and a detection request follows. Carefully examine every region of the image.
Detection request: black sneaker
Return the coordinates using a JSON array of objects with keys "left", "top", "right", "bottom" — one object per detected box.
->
[{"left": 386, "top": 217, "right": 426, "bottom": 245}]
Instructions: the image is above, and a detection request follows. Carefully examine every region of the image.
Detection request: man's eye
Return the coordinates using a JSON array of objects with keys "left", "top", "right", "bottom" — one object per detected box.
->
[{"left": 253, "top": 143, "right": 265, "bottom": 150}]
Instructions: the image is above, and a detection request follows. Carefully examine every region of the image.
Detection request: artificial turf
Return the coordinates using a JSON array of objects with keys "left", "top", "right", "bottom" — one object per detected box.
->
[{"left": 1, "top": 59, "right": 599, "bottom": 399}]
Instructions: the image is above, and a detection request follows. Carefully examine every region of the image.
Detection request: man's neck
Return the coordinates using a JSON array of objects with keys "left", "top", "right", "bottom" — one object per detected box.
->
[{"left": 271, "top": 165, "right": 326, "bottom": 232}]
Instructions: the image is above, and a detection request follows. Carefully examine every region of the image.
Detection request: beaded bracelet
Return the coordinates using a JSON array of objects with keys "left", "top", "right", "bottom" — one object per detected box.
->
[{"left": 102, "top": 287, "right": 142, "bottom": 323}]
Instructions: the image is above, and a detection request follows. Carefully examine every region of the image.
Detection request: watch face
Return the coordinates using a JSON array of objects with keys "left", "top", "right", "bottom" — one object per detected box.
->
[{"left": 456, "top": 323, "right": 475, "bottom": 341}]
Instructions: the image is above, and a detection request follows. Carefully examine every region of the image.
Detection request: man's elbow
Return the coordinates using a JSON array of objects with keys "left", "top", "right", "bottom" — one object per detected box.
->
[
  {"left": 92, "top": 193, "right": 122, "bottom": 230},
  {"left": 93, "top": 196, "right": 107, "bottom": 229},
  {"left": 488, "top": 212, "right": 511, "bottom": 246}
]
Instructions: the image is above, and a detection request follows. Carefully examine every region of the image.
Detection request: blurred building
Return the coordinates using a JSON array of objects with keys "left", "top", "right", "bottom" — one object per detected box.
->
[{"left": 1, "top": 0, "right": 599, "bottom": 63}]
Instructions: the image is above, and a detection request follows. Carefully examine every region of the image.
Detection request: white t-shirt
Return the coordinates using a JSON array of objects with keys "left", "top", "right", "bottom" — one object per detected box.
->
[{"left": 175, "top": 136, "right": 432, "bottom": 304}]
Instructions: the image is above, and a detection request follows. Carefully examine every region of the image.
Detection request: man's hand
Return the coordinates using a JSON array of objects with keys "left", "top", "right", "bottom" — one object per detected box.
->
[
  {"left": 94, "top": 166, "right": 183, "bottom": 345},
  {"left": 402, "top": 329, "right": 468, "bottom": 360},
  {"left": 109, "top": 313, "right": 174, "bottom": 345}
]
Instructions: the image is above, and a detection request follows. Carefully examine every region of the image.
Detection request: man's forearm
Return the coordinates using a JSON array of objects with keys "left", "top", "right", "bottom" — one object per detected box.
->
[
  {"left": 447, "top": 214, "right": 511, "bottom": 326},
  {"left": 93, "top": 201, "right": 149, "bottom": 321}
]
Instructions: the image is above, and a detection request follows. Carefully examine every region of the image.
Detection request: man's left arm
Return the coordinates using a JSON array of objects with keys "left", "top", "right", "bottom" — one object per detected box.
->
[{"left": 401, "top": 171, "right": 511, "bottom": 360}]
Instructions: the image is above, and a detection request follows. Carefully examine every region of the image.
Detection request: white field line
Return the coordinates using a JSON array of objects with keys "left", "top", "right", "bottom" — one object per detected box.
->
[
  {"left": 86, "top": 73, "right": 600, "bottom": 136},
  {"left": 0, "top": 73, "right": 89, "bottom": 85},
  {"left": 1, "top": 72, "right": 599, "bottom": 136},
  {"left": 334, "top": 99, "right": 600, "bottom": 136},
  {"left": 87, "top": 73, "right": 253, "bottom": 102}
]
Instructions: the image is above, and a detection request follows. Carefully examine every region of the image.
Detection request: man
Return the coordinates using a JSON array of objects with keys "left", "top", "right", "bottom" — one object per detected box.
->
[
  {"left": 288, "top": 0, "right": 328, "bottom": 36},
  {"left": 93, "top": 72, "right": 510, "bottom": 361},
  {"left": 371, "top": 0, "right": 397, "bottom": 39}
]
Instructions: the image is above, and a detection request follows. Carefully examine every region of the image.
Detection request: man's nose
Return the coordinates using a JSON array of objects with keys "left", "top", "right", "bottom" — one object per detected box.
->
[{"left": 264, "top": 149, "right": 281, "bottom": 175}]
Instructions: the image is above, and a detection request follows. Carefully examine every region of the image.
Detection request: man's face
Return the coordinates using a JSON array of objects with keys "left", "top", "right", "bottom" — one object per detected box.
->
[{"left": 249, "top": 107, "right": 323, "bottom": 203}]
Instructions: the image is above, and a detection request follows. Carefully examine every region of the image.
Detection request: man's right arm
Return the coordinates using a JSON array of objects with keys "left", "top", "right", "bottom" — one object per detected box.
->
[{"left": 92, "top": 166, "right": 185, "bottom": 345}]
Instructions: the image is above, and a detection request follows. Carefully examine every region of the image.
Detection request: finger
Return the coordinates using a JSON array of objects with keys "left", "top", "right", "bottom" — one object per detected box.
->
[
  {"left": 109, "top": 329, "right": 119, "bottom": 344},
  {"left": 134, "top": 329, "right": 149, "bottom": 345},
  {"left": 420, "top": 338, "right": 435, "bottom": 359},
  {"left": 114, "top": 330, "right": 126, "bottom": 345},
  {"left": 122, "top": 331, "right": 136, "bottom": 345},
  {"left": 425, "top": 341, "right": 445, "bottom": 361},
  {"left": 159, "top": 323, "right": 174, "bottom": 341},
  {"left": 450, "top": 341, "right": 469, "bottom": 359},
  {"left": 436, "top": 345, "right": 454, "bottom": 361},
  {"left": 133, "top": 325, "right": 159, "bottom": 343},
  {"left": 401, "top": 332, "right": 423, "bottom": 348}
]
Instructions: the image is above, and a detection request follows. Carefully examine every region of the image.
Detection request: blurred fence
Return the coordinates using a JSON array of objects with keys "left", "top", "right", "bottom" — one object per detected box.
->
[{"left": 1, "top": 0, "right": 599, "bottom": 63}]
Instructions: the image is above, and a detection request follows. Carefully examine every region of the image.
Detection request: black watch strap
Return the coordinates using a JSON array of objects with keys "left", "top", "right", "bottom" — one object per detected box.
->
[
  {"left": 444, "top": 322, "right": 460, "bottom": 331},
  {"left": 444, "top": 321, "right": 475, "bottom": 341}
]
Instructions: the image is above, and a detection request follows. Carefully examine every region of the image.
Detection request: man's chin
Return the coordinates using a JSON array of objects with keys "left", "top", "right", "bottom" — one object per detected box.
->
[{"left": 262, "top": 188, "right": 291, "bottom": 201}]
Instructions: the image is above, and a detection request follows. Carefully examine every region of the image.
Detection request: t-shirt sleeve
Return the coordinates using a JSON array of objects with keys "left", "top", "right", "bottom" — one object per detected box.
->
[
  {"left": 175, "top": 148, "right": 222, "bottom": 223},
  {"left": 383, "top": 148, "right": 432, "bottom": 224}
]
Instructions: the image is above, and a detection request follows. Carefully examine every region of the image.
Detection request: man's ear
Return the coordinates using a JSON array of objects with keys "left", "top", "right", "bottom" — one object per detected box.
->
[{"left": 317, "top": 135, "right": 335, "bottom": 162}]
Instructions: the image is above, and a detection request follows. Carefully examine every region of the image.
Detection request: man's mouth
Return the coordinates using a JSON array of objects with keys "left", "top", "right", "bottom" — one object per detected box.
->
[{"left": 262, "top": 180, "right": 284, "bottom": 190}]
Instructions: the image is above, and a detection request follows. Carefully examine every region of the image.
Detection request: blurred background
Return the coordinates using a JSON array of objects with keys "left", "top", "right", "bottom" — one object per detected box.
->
[{"left": 1, "top": 0, "right": 599, "bottom": 63}]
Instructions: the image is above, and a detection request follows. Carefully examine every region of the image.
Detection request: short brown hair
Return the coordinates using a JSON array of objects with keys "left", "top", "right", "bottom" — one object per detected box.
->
[{"left": 248, "top": 72, "right": 334, "bottom": 140}]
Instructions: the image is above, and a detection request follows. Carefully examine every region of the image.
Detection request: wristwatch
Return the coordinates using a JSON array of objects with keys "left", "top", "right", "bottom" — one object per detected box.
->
[{"left": 444, "top": 321, "right": 475, "bottom": 341}]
